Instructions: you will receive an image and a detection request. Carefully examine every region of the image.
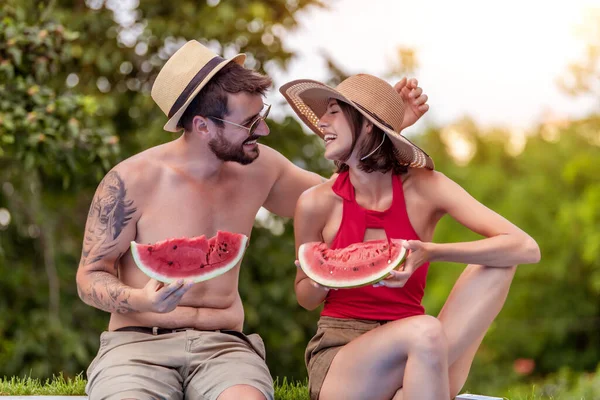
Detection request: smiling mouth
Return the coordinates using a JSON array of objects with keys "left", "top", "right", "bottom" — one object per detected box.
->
[
  {"left": 243, "top": 139, "right": 258, "bottom": 146},
  {"left": 324, "top": 134, "right": 337, "bottom": 145}
]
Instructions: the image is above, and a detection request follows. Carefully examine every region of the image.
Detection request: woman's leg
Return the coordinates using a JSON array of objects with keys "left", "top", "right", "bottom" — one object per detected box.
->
[
  {"left": 391, "top": 264, "right": 517, "bottom": 400},
  {"left": 438, "top": 264, "right": 517, "bottom": 397},
  {"left": 319, "top": 315, "right": 450, "bottom": 400}
]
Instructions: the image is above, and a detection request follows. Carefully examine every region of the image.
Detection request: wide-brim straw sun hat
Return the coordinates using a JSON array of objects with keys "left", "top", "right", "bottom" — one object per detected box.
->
[
  {"left": 279, "top": 74, "right": 434, "bottom": 169},
  {"left": 151, "top": 40, "right": 246, "bottom": 132}
]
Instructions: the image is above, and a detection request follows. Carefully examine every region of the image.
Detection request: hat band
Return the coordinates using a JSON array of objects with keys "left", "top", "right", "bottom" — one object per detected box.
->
[
  {"left": 168, "top": 55, "right": 225, "bottom": 118},
  {"left": 353, "top": 102, "right": 395, "bottom": 132}
]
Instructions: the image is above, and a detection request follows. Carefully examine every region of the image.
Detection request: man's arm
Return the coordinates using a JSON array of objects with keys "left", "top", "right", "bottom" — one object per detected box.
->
[
  {"left": 262, "top": 147, "right": 327, "bottom": 218},
  {"left": 76, "top": 167, "right": 192, "bottom": 314}
]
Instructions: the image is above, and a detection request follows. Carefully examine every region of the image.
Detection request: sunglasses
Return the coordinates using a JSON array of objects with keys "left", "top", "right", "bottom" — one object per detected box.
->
[{"left": 208, "top": 104, "right": 271, "bottom": 137}]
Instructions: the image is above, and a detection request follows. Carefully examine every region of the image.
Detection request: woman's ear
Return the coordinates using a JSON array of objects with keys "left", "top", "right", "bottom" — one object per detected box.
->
[{"left": 363, "top": 119, "right": 374, "bottom": 134}]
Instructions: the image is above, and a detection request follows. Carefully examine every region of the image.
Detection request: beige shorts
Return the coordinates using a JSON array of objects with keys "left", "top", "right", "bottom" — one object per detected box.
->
[
  {"left": 305, "top": 316, "right": 387, "bottom": 400},
  {"left": 86, "top": 328, "right": 273, "bottom": 400}
]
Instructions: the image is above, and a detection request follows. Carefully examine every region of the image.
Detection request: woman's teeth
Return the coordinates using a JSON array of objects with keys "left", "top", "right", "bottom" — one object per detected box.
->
[{"left": 324, "top": 134, "right": 337, "bottom": 144}]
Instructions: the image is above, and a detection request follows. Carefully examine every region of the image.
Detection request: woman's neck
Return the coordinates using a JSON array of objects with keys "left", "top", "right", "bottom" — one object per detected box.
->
[{"left": 348, "top": 167, "right": 392, "bottom": 200}]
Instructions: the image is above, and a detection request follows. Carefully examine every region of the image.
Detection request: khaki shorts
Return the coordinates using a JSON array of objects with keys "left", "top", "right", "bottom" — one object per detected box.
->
[
  {"left": 86, "top": 328, "right": 273, "bottom": 400},
  {"left": 305, "top": 316, "right": 387, "bottom": 400}
]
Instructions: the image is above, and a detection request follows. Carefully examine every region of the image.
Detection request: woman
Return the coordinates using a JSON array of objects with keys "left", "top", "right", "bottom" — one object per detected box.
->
[{"left": 279, "top": 74, "right": 541, "bottom": 400}]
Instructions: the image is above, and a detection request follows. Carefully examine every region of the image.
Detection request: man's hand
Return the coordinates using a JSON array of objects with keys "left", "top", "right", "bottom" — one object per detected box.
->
[
  {"left": 394, "top": 77, "right": 429, "bottom": 131},
  {"left": 136, "top": 278, "right": 194, "bottom": 313},
  {"left": 374, "top": 240, "right": 431, "bottom": 288}
]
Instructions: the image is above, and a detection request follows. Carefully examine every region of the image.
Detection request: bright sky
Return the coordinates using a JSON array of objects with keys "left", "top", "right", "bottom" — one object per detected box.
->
[{"left": 268, "top": 0, "right": 600, "bottom": 133}]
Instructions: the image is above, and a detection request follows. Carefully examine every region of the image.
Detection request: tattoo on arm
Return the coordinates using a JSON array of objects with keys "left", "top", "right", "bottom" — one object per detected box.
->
[
  {"left": 85, "top": 271, "right": 137, "bottom": 314},
  {"left": 81, "top": 171, "right": 136, "bottom": 266},
  {"left": 79, "top": 171, "right": 138, "bottom": 313}
]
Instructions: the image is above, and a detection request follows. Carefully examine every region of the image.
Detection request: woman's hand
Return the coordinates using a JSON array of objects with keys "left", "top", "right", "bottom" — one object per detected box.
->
[
  {"left": 374, "top": 240, "right": 432, "bottom": 288},
  {"left": 395, "top": 77, "right": 429, "bottom": 131}
]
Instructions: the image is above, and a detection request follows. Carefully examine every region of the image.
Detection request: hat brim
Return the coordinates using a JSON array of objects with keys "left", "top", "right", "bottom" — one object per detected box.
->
[
  {"left": 163, "top": 54, "right": 246, "bottom": 132},
  {"left": 279, "top": 79, "right": 434, "bottom": 169}
]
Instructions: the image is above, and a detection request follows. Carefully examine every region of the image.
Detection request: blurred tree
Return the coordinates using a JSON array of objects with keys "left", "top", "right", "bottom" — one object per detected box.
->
[
  {"left": 0, "top": 0, "right": 327, "bottom": 378},
  {"left": 419, "top": 117, "right": 600, "bottom": 393},
  {"left": 1, "top": 1, "right": 599, "bottom": 395}
]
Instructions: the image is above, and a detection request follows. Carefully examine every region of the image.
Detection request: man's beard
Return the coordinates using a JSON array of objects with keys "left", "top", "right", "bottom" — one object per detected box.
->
[{"left": 208, "top": 131, "right": 260, "bottom": 165}]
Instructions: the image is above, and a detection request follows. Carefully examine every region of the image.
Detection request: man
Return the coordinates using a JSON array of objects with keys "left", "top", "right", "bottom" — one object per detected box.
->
[{"left": 76, "top": 40, "right": 428, "bottom": 399}]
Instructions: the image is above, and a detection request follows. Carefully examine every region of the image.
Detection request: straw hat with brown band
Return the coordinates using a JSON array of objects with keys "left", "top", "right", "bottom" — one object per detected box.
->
[
  {"left": 151, "top": 40, "right": 246, "bottom": 132},
  {"left": 279, "top": 74, "right": 434, "bottom": 169}
]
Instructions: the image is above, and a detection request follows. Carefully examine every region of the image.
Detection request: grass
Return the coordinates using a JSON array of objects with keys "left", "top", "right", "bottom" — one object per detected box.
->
[
  {"left": 0, "top": 374, "right": 311, "bottom": 398},
  {"left": 0, "top": 373, "right": 87, "bottom": 395},
  {"left": 1, "top": 374, "right": 592, "bottom": 399}
]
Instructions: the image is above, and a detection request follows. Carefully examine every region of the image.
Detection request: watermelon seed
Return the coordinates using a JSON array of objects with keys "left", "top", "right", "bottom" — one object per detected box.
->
[
  {"left": 168, "top": 261, "right": 173, "bottom": 266},
  {"left": 353, "top": 267, "right": 359, "bottom": 272},
  {"left": 148, "top": 247, "right": 153, "bottom": 252},
  {"left": 371, "top": 262, "right": 375, "bottom": 267},
  {"left": 200, "top": 265, "right": 204, "bottom": 268},
  {"left": 173, "top": 245, "right": 177, "bottom": 250}
]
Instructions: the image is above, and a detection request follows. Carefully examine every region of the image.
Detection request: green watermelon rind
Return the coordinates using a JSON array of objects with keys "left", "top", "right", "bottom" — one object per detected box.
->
[
  {"left": 298, "top": 239, "right": 408, "bottom": 289},
  {"left": 130, "top": 234, "right": 248, "bottom": 284}
]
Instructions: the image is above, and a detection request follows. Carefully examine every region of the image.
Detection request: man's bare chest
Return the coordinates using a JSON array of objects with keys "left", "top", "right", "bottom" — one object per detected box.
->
[{"left": 135, "top": 178, "right": 270, "bottom": 244}]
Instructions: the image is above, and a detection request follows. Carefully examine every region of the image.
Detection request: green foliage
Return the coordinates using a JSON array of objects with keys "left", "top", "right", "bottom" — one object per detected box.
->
[
  {"left": 419, "top": 117, "right": 600, "bottom": 393},
  {"left": 0, "top": 0, "right": 326, "bottom": 381},
  {"left": 0, "top": 0, "right": 599, "bottom": 397},
  {"left": 505, "top": 365, "right": 600, "bottom": 399}
]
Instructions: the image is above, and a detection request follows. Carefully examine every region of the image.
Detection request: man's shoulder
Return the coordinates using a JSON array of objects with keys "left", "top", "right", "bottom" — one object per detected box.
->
[
  {"left": 102, "top": 146, "right": 165, "bottom": 192},
  {"left": 255, "top": 143, "right": 286, "bottom": 165}
]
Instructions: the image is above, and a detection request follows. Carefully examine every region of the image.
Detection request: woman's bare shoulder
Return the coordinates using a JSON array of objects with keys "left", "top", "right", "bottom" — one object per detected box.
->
[{"left": 297, "top": 178, "right": 339, "bottom": 216}]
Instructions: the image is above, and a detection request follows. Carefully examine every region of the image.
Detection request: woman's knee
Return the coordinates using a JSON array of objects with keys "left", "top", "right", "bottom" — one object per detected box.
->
[{"left": 407, "top": 316, "right": 448, "bottom": 366}]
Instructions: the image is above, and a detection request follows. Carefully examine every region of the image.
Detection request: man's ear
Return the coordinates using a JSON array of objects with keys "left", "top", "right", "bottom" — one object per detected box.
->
[{"left": 193, "top": 115, "right": 210, "bottom": 135}]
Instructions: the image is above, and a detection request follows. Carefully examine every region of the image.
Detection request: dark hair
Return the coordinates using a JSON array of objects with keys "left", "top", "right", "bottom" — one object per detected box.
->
[
  {"left": 178, "top": 62, "right": 272, "bottom": 131},
  {"left": 334, "top": 101, "right": 408, "bottom": 175}
]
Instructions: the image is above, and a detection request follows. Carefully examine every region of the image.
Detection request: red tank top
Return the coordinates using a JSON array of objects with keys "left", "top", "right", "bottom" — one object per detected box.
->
[{"left": 321, "top": 170, "right": 429, "bottom": 321}]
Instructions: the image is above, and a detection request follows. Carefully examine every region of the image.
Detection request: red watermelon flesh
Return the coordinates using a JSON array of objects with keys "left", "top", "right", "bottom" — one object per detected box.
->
[
  {"left": 298, "top": 238, "right": 407, "bottom": 288},
  {"left": 130, "top": 231, "right": 248, "bottom": 283}
]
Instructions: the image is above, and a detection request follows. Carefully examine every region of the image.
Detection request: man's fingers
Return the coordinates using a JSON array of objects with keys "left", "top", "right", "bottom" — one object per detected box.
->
[
  {"left": 165, "top": 281, "right": 194, "bottom": 300},
  {"left": 409, "top": 78, "right": 418, "bottom": 88},
  {"left": 145, "top": 278, "right": 165, "bottom": 291},
  {"left": 156, "top": 279, "right": 185, "bottom": 300}
]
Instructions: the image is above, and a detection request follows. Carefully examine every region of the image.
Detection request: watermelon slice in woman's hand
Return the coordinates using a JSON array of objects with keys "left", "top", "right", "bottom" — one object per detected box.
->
[
  {"left": 298, "top": 238, "right": 407, "bottom": 289},
  {"left": 130, "top": 231, "right": 248, "bottom": 283}
]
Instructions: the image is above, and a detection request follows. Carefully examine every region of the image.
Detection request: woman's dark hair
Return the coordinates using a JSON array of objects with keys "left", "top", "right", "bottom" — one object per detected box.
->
[{"left": 334, "top": 101, "right": 408, "bottom": 175}]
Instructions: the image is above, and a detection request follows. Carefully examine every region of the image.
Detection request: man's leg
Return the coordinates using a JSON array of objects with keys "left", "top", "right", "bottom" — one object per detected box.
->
[
  {"left": 185, "top": 330, "right": 274, "bottom": 400},
  {"left": 86, "top": 331, "right": 186, "bottom": 400},
  {"left": 217, "top": 385, "right": 266, "bottom": 400}
]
